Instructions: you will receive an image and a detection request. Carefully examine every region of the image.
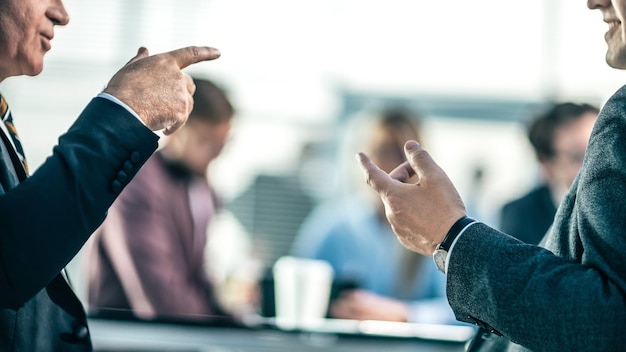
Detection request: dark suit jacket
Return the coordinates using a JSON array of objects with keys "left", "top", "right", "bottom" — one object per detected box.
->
[
  {"left": 447, "top": 85, "right": 626, "bottom": 351},
  {"left": 499, "top": 184, "right": 557, "bottom": 245},
  {"left": 0, "top": 97, "right": 158, "bottom": 351}
]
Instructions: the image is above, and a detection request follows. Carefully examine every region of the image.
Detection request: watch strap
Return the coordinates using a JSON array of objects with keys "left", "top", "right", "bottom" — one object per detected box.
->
[{"left": 438, "top": 216, "right": 476, "bottom": 251}]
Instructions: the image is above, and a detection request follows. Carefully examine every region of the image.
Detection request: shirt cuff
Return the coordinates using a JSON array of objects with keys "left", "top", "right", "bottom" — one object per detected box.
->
[
  {"left": 445, "top": 220, "right": 478, "bottom": 274},
  {"left": 97, "top": 92, "right": 146, "bottom": 126}
]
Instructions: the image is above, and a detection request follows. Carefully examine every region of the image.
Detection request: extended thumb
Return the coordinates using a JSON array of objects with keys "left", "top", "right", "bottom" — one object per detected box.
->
[{"left": 125, "top": 47, "right": 150, "bottom": 66}]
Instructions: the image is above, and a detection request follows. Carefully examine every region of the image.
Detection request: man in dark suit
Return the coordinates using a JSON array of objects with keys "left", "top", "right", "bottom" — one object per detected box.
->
[
  {"left": 358, "top": 0, "right": 626, "bottom": 351},
  {"left": 0, "top": 0, "right": 220, "bottom": 350},
  {"left": 499, "top": 103, "right": 598, "bottom": 245}
]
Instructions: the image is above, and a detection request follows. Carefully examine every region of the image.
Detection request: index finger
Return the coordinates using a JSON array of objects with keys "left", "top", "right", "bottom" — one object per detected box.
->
[
  {"left": 388, "top": 161, "right": 416, "bottom": 183},
  {"left": 168, "top": 46, "right": 221, "bottom": 69}
]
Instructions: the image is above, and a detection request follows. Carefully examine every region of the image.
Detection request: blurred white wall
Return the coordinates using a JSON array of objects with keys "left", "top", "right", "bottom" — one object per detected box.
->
[{"left": 3, "top": 0, "right": 625, "bottom": 180}]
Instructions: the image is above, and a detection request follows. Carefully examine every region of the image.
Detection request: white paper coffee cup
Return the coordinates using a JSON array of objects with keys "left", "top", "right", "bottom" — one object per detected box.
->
[{"left": 273, "top": 256, "right": 334, "bottom": 330}]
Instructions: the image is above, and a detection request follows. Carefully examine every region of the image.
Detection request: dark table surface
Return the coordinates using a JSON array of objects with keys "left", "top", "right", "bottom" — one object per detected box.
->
[{"left": 89, "top": 317, "right": 475, "bottom": 352}]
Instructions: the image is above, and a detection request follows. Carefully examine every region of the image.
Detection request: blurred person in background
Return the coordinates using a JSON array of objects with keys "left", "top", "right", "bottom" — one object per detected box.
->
[
  {"left": 0, "top": 0, "right": 220, "bottom": 350},
  {"left": 291, "top": 107, "right": 456, "bottom": 324},
  {"left": 499, "top": 102, "right": 598, "bottom": 245},
  {"left": 87, "top": 77, "right": 235, "bottom": 323}
]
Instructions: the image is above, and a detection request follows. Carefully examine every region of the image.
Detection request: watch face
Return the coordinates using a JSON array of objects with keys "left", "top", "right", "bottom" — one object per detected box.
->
[{"left": 433, "top": 249, "right": 447, "bottom": 273}]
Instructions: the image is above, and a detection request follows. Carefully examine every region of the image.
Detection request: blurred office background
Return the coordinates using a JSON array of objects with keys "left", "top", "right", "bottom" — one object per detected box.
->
[{"left": 3, "top": 0, "right": 626, "bottom": 313}]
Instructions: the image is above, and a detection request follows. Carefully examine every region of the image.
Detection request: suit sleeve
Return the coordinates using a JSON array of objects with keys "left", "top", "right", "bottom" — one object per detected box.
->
[
  {"left": 445, "top": 87, "right": 626, "bottom": 351},
  {"left": 0, "top": 97, "right": 159, "bottom": 309}
]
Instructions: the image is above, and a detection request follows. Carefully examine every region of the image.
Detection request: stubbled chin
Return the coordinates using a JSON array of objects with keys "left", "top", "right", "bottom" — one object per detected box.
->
[
  {"left": 25, "top": 65, "right": 44, "bottom": 77},
  {"left": 604, "top": 39, "right": 626, "bottom": 69},
  {"left": 23, "top": 57, "right": 45, "bottom": 77}
]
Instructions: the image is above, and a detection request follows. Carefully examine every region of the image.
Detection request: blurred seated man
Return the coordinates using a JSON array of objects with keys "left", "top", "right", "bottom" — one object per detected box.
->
[
  {"left": 291, "top": 107, "right": 456, "bottom": 324},
  {"left": 86, "top": 77, "right": 235, "bottom": 323},
  {"left": 499, "top": 102, "right": 598, "bottom": 245}
]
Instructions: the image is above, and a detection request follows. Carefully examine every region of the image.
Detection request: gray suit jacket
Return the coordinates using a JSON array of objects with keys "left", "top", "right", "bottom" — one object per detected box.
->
[{"left": 447, "top": 85, "right": 626, "bottom": 351}]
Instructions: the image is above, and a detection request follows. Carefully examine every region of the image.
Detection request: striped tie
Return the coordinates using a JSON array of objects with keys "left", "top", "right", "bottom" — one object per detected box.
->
[{"left": 0, "top": 94, "right": 29, "bottom": 175}]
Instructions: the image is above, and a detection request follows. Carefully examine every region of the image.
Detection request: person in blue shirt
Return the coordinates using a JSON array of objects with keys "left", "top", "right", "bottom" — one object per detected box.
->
[{"left": 291, "top": 107, "right": 456, "bottom": 324}]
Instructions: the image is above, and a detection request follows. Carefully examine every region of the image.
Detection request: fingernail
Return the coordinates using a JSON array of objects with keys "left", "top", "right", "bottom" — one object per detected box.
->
[{"left": 405, "top": 140, "right": 419, "bottom": 150}]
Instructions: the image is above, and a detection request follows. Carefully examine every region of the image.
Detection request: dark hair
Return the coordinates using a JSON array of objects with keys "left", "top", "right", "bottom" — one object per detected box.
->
[
  {"left": 376, "top": 106, "right": 423, "bottom": 145},
  {"left": 527, "top": 102, "right": 599, "bottom": 161},
  {"left": 189, "top": 77, "right": 234, "bottom": 124}
]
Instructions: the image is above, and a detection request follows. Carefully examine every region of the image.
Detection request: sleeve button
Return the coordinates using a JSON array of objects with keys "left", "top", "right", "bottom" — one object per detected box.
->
[
  {"left": 130, "top": 151, "right": 141, "bottom": 163},
  {"left": 72, "top": 325, "right": 89, "bottom": 341},
  {"left": 117, "top": 170, "right": 128, "bottom": 182},
  {"left": 123, "top": 161, "right": 133, "bottom": 173}
]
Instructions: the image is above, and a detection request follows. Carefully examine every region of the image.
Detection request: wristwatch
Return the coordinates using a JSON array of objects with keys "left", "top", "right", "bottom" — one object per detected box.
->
[{"left": 433, "top": 216, "right": 476, "bottom": 273}]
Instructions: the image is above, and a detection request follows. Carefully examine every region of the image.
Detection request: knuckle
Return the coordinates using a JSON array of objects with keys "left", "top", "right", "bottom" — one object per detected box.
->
[
  {"left": 363, "top": 172, "right": 376, "bottom": 190},
  {"left": 151, "top": 55, "right": 169, "bottom": 67},
  {"left": 189, "top": 46, "right": 200, "bottom": 58}
]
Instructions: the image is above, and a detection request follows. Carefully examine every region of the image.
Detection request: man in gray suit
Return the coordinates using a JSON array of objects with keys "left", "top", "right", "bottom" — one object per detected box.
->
[{"left": 357, "top": 0, "right": 626, "bottom": 351}]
